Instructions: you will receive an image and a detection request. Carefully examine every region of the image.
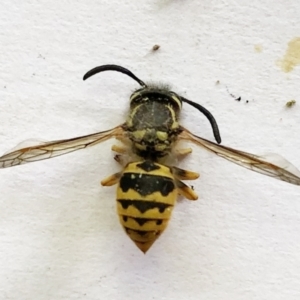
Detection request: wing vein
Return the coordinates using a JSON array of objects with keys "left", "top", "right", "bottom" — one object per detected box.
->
[
  {"left": 179, "top": 127, "right": 300, "bottom": 186},
  {"left": 0, "top": 125, "right": 126, "bottom": 168}
]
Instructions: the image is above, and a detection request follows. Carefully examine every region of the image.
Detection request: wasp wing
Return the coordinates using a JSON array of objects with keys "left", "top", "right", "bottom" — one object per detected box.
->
[
  {"left": 0, "top": 125, "right": 125, "bottom": 168},
  {"left": 179, "top": 128, "right": 300, "bottom": 186}
]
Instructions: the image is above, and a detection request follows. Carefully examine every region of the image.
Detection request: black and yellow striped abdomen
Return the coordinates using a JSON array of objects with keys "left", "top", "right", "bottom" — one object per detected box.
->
[{"left": 116, "top": 161, "right": 177, "bottom": 253}]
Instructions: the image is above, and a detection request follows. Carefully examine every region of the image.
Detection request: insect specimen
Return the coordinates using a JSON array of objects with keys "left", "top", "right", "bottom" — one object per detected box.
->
[{"left": 1, "top": 65, "right": 300, "bottom": 253}]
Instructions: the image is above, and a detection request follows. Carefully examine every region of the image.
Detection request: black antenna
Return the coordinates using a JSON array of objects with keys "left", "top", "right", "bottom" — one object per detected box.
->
[
  {"left": 83, "top": 64, "right": 147, "bottom": 87},
  {"left": 83, "top": 65, "right": 221, "bottom": 143},
  {"left": 181, "top": 97, "right": 222, "bottom": 144}
]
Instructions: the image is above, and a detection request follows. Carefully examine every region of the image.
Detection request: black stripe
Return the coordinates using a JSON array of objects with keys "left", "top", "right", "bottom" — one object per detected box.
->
[
  {"left": 124, "top": 227, "right": 153, "bottom": 236},
  {"left": 117, "top": 199, "right": 172, "bottom": 213},
  {"left": 134, "top": 217, "right": 165, "bottom": 226},
  {"left": 120, "top": 216, "right": 165, "bottom": 226},
  {"left": 120, "top": 173, "right": 175, "bottom": 196},
  {"left": 120, "top": 215, "right": 149, "bottom": 226}
]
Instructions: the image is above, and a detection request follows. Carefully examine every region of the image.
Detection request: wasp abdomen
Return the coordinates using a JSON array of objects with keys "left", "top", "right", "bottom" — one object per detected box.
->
[{"left": 116, "top": 161, "right": 177, "bottom": 253}]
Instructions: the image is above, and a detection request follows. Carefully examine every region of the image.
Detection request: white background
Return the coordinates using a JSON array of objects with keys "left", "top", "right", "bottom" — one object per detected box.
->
[{"left": 0, "top": 1, "right": 300, "bottom": 299}]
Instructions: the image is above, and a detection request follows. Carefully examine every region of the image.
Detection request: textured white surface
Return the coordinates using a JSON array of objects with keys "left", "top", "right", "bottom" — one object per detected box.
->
[{"left": 0, "top": 1, "right": 300, "bottom": 299}]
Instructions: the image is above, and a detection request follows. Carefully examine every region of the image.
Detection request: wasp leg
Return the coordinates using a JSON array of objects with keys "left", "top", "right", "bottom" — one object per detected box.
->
[
  {"left": 111, "top": 144, "right": 128, "bottom": 154},
  {"left": 172, "top": 166, "right": 199, "bottom": 200},
  {"left": 114, "top": 154, "right": 128, "bottom": 167},
  {"left": 174, "top": 147, "right": 193, "bottom": 159},
  {"left": 101, "top": 171, "right": 122, "bottom": 186},
  {"left": 172, "top": 166, "right": 199, "bottom": 180},
  {"left": 115, "top": 135, "right": 132, "bottom": 145},
  {"left": 175, "top": 179, "right": 198, "bottom": 200}
]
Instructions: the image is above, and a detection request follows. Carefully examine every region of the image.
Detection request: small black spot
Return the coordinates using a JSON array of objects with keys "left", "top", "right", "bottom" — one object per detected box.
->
[
  {"left": 117, "top": 199, "right": 172, "bottom": 214},
  {"left": 156, "top": 220, "right": 163, "bottom": 225},
  {"left": 236, "top": 96, "right": 241, "bottom": 101},
  {"left": 122, "top": 216, "right": 128, "bottom": 222},
  {"left": 159, "top": 207, "right": 166, "bottom": 213},
  {"left": 137, "top": 161, "right": 160, "bottom": 172}
]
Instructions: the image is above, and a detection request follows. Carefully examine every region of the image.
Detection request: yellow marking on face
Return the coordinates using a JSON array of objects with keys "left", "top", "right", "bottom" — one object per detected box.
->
[
  {"left": 171, "top": 94, "right": 182, "bottom": 109},
  {"left": 130, "top": 91, "right": 142, "bottom": 102},
  {"left": 166, "top": 105, "right": 179, "bottom": 130},
  {"left": 155, "top": 144, "right": 167, "bottom": 152},
  {"left": 171, "top": 121, "right": 179, "bottom": 129},
  {"left": 135, "top": 143, "right": 147, "bottom": 151},
  {"left": 156, "top": 131, "right": 168, "bottom": 141},
  {"left": 132, "top": 130, "right": 146, "bottom": 141},
  {"left": 126, "top": 104, "right": 142, "bottom": 127},
  {"left": 168, "top": 104, "right": 176, "bottom": 118}
]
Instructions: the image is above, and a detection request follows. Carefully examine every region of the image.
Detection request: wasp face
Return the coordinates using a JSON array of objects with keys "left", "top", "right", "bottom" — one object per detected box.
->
[{"left": 125, "top": 86, "right": 182, "bottom": 159}]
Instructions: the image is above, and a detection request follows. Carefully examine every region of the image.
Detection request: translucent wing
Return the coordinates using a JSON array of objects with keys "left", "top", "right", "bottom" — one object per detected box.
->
[
  {"left": 0, "top": 125, "right": 125, "bottom": 168},
  {"left": 179, "top": 127, "right": 300, "bottom": 186}
]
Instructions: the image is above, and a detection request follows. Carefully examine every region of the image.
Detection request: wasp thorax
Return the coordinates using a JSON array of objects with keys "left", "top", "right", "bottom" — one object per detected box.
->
[{"left": 125, "top": 87, "right": 183, "bottom": 159}]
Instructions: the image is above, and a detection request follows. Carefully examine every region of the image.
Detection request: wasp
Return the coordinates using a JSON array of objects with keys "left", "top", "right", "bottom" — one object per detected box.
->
[{"left": 1, "top": 65, "right": 300, "bottom": 253}]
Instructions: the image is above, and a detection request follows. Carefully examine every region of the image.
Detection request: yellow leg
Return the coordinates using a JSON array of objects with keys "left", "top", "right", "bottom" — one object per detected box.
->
[
  {"left": 101, "top": 172, "right": 122, "bottom": 186},
  {"left": 174, "top": 147, "right": 193, "bottom": 159},
  {"left": 172, "top": 166, "right": 199, "bottom": 180},
  {"left": 175, "top": 179, "right": 198, "bottom": 200},
  {"left": 171, "top": 165, "right": 199, "bottom": 200},
  {"left": 111, "top": 144, "right": 128, "bottom": 154},
  {"left": 115, "top": 136, "right": 131, "bottom": 145}
]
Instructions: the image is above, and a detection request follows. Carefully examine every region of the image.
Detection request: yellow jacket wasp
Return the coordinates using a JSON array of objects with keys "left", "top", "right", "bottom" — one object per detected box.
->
[{"left": 1, "top": 65, "right": 299, "bottom": 253}]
